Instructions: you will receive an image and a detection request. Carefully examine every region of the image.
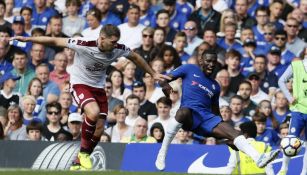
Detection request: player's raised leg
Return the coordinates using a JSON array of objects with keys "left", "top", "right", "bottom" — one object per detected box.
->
[
  {"left": 212, "top": 122, "right": 280, "bottom": 168},
  {"left": 156, "top": 108, "right": 192, "bottom": 171}
]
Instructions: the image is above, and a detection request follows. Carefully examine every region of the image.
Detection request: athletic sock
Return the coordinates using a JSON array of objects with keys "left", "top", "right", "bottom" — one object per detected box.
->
[
  {"left": 160, "top": 117, "right": 182, "bottom": 153},
  {"left": 89, "top": 135, "right": 101, "bottom": 154},
  {"left": 233, "top": 135, "right": 260, "bottom": 162},
  {"left": 300, "top": 142, "right": 307, "bottom": 175},
  {"left": 80, "top": 116, "right": 96, "bottom": 154},
  {"left": 280, "top": 153, "right": 290, "bottom": 172}
]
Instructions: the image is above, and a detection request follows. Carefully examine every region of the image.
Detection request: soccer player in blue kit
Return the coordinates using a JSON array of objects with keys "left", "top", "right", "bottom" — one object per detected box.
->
[{"left": 155, "top": 49, "right": 280, "bottom": 171}]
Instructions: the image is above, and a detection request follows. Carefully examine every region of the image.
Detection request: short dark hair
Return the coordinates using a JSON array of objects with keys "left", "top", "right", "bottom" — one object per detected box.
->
[
  {"left": 126, "top": 94, "right": 140, "bottom": 104},
  {"left": 46, "top": 102, "right": 62, "bottom": 112},
  {"left": 230, "top": 95, "right": 244, "bottom": 103},
  {"left": 239, "top": 80, "right": 252, "bottom": 88},
  {"left": 31, "top": 27, "right": 46, "bottom": 36},
  {"left": 86, "top": 8, "right": 102, "bottom": 21},
  {"left": 100, "top": 24, "right": 121, "bottom": 38},
  {"left": 275, "top": 30, "right": 287, "bottom": 37},
  {"left": 20, "top": 6, "right": 33, "bottom": 15},
  {"left": 157, "top": 97, "right": 172, "bottom": 107},
  {"left": 65, "top": 0, "right": 81, "bottom": 7},
  {"left": 202, "top": 49, "right": 217, "bottom": 59},
  {"left": 156, "top": 9, "right": 169, "bottom": 19},
  {"left": 226, "top": 49, "right": 241, "bottom": 61},
  {"left": 26, "top": 120, "right": 43, "bottom": 133},
  {"left": 0, "top": 1, "right": 6, "bottom": 9},
  {"left": 128, "top": 4, "right": 140, "bottom": 12},
  {"left": 13, "top": 49, "right": 27, "bottom": 59},
  {"left": 252, "top": 113, "right": 267, "bottom": 122},
  {"left": 0, "top": 26, "right": 13, "bottom": 37},
  {"left": 255, "top": 6, "right": 268, "bottom": 16},
  {"left": 239, "top": 122, "right": 257, "bottom": 138}
]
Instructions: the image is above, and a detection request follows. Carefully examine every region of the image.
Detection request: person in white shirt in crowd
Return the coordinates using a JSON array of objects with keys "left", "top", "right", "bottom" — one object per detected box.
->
[
  {"left": 183, "top": 20, "right": 203, "bottom": 56},
  {"left": 248, "top": 73, "right": 270, "bottom": 105},
  {"left": 118, "top": 4, "right": 145, "bottom": 50},
  {"left": 82, "top": 8, "right": 103, "bottom": 38},
  {"left": 67, "top": 112, "right": 83, "bottom": 141},
  {"left": 105, "top": 104, "right": 133, "bottom": 142},
  {"left": 125, "top": 94, "right": 142, "bottom": 127},
  {"left": 148, "top": 97, "right": 172, "bottom": 132},
  {"left": 169, "top": 81, "right": 181, "bottom": 118}
]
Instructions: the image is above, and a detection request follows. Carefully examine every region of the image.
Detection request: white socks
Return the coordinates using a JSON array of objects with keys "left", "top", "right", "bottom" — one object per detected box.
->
[
  {"left": 301, "top": 142, "right": 307, "bottom": 175},
  {"left": 233, "top": 135, "right": 260, "bottom": 162},
  {"left": 280, "top": 152, "right": 290, "bottom": 172},
  {"left": 160, "top": 117, "right": 182, "bottom": 153}
]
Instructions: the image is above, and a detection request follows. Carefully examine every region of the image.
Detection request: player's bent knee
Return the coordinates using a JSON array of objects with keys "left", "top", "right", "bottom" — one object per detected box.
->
[{"left": 175, "top": 108, "right": 191, "bottom": 123}]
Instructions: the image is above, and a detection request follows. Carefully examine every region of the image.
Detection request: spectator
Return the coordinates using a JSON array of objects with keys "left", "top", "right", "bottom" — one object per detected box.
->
[
  {"left": 3, "top": 104, "right": 27, "bottom": 140},
  {"left": 285, "top": 17, "right": 306, "bottom": 56},
  {"left": 268, "top": 0, "right": 284, "bottom": 31},
  {"left": 26, "top": 120, "right": 45, "bottom": 141},
  {"left": 183, "top": 20, "right": 203, "bottom": 56},
  {"left": 262, "top": 23, "right": 276, "bottom": 50},
  {"left": 35, "top": 63, "right": 60, "bottom": 103},
  {"left": 42, "top": 102, "right": 71, "bottom": 141},
  {"left": 100, "top": 132, "right": 111, "bottom": 142},
  {"left": 219, "top": 105, "right": 234, "bottom": 126},
  {"left": 273, "top": 90, "right": 290, "bottom": 125},
  {"left": 150, "top": 57, "right": 165, "bottom": 74},
  {"left": 82, "top": 8, "right": 103, "bottom": 38},
  {"left": 225, "top": 49, "right": 244, "bottom": 93},
  {"left": 154, "top": 9, "right": 177, "bottom": 44},
  {"left": 136, "top": 0, "right": 154, "bottom": 27},
  {"left": 0, "top": 1, "right": 11, "bottom": 29},
  {"left": 173, "top": 128, "right": 193, "bottom": 144},
  {"left": 150, "top": 27, "right": 168, "bottom": 59},
  {"left": 218, "top": 9, "right": 239, "bottom": 38},
  {"left": 96, "top": 0, "right": 121, "bottom": 26},
  {"left": 273, "top": 30, "right": 296, "bottom": 66},
  {"left": 121, "top": 117, "right": 156, "bottom": 143},
  {"left": 62, "top": 0, "right": 86, "bottom": 37},
  {"left": 234, "top": 0, "right": 256, "bottom": 29},
  {"left": 161, "top": 0, "right": 187, "bottom": 31},
  {"left": 237, "top": 81, "right": 257, "bottom": 117},
  {"left": 58, "top": 92, "right": 74, "bottom": 127},
  {"left": 0, "top": 106, "right": 7, "bottom": 128},
  {"left": 203, "top": 29, "right": 226, "bottom": 65},
  {"left": 247, "top": 72, "right": 270, "bottom": 105},
  {"left": 11, "top": 49, "right": 36, "bottom": 96},
  {"left": 252, "top": 55, "right": 279, "bottom": 94},
  {"left": 253, "top": 6, "right": 269, "bottom": 48},
  {"left": 109, "top": 69, "right": 131, "bottom": 101},
  {"left": 31, "top": 0, "right": 58, "bottom": 30},
  {"left": 46, "top": 16, "right": 69, "bottom": 53},
  {"left": 173, "top": 31, "right": 190, "bottom": 64},
  {"left": 49, "top": 52, "right": 70, "bottom": 86},
  {"left": 20, "top": 6, "right": 33, "bottom": 35},
  {"left": 229, "top": 95, "right": 251, "bottom": 128},
  {"left": 4, "top": 0, "right": 14, "bottom": 23},
  {"left": 67, "top": 112, "right": 83, "bottom": 140},
  {"left": 266, "top": 45, "right": 288, "bottom": 78},
  {"left": 105, "top": 78, "right": 124, "bottom": 126},
  {"left": 217, "top": 22, "right": 243, "bottom": 52},
  {"left": 215, "top": 69, "right": 235, "bottom": 104},
  {"left": 0, "top": 72, "right": 21, "bottom": 109},
  {"left": 148, "top": 97, "right": 172, "bottom": 132},
  {"left": 256, "top": 100, "right": 279, "bottom": 130},
  {"left": 0, "top": 41, "right": 13, "bottom": 74},
  {"left": 134, "top": 27, "right": 155, "bottom": 80},
  {"left": 150, "top": 122, "right": 165, "bottom": 143},
  {"left": 189, "top": 0, "right": 221, "bottom": 37},
  {"left": 28, "top": 43, "right": 53, "bottom": 71},
  {"left": 176, "top": 0, "right": 194, "bottom": 18},
  {"left": 0, "top": 26, "right": 23, "bottom": 63},
  {"left": 118, "top": 4, "right": 145, "bottom": 50},
  {"left": 158, "top": 45, "right": 181, "bottom": 74},
  {"left": 22, "top": 95, "right": 41, "bottom": 126},
  {"left": 132, "top": 80, "right": 157, "bottom": 121},
  {"left": 125, "top": 94, "right": 141, "bottom": 127},
  {"left": 105, "top": 104, "right": 133, "bottom": 142},
  {"left": 279, "top": 122, "right": 289, "bottom": 138},
  {"left": 204, "top": 137, "right": 217, "bottom": 145},
  {"left": 26, "top": 78, "right": 45, "bottom": 121},
  {"left": 122, "top": 61, "right": 136, "bottom": 90},
  {"left": 253, "top": 112, "right": 280, "bottom": 146}
]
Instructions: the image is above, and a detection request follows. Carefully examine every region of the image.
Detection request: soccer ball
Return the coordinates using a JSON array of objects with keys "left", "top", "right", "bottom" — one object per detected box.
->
[{"left": 280, "top": 135, "right": 303, "bottom": 157}]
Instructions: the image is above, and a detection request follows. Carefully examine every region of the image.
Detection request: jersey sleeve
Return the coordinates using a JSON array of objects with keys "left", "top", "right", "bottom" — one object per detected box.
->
[
  {"left": 66, "top": 37, "right": 96, "bottom": 52},
  {"left": 115, "top": 43, "right": 132, "bottom": 58},
  {"left": 169, "top": 64, "right": 192, "bottom": 79}
]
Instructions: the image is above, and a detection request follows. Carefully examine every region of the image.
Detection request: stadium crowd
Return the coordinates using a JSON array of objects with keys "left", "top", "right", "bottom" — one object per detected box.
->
[{"left": 0, "top": 0, "right": 306, "bottom": 147}]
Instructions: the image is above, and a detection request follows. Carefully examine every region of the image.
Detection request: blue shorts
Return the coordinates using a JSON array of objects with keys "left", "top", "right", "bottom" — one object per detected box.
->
[
  {"left": 289, "top": 111, "right": 307, "bottom": 140},
  {"left": 190, "top": 108, "right": 223, "bottom": 136}
]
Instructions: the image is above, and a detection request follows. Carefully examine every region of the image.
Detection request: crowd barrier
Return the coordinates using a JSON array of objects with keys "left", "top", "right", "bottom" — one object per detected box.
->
[{"left": 0, "top": 141, "right": 304, "bottom": 174}]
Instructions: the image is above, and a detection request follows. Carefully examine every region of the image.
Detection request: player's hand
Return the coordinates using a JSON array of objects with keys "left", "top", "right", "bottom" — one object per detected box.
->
[
  {"left": 161, "top": 83, "right": 173, "bottom": 98},
  {"left": 152, "top": 73, "right": 172, "bottom": 82},
  {"left": 10, "top": 36, "right": 28, "bottom": 42}
]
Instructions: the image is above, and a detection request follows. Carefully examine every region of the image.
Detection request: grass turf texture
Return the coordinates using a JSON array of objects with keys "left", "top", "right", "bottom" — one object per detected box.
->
[{"left": 0, "top": 170, "right": 200, "bottom": 175}]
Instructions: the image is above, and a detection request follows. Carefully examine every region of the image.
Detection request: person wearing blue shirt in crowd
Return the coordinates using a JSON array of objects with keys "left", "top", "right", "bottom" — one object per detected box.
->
[
  {"left": 0, "top": 42, "right": 13, "bottom": 76},
  {"left": 252, "top": 6, "right": 269, "bottom": 48},
  {"left": 176, "top": 0, "right": 194, "bottom": 18},
  {"left": 155, "top": 49, "right": 280, "bottom": 171},
  {"left": 247, "top": 0, "right": 270, "bottom": 18},
  {"left": 13, "top": 0, "right": 34, "bottom": 13},
  {"left": 216, "top": 22, "right": 242, "bottom": 52},
  {"left": 31, "top": 0, "right": 58, "bottom": 30},
  {"left": 11, "top": 16, "right": 31, "bottom": 52},
  {"left": 272, "top": 90, "right": 291, "bottom": 125},
  {"left": 96, "top": 0, "right": 122, "bottom": 26},
  {"left": 268, "top": 0, "right": 285, "bottom": 31},
  {"left": 78, "top": 0, "right": 95, "bottom": 17},
  {"left": 136, "top": 0, "right": 155, "bottom": 27},
  {"left": 266, "top": 46, "right": 288, "bottom": 79},
  {"left": 253, "top": 113, "right": 280, "bottom": 146},
  {"left": 273, "top": 30, "right": 296, "bottom": 66}
]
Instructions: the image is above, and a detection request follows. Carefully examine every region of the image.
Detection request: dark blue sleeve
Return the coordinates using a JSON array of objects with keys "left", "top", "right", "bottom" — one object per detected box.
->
[
  {"left": 169, "top": 64, "right": 191, "bottom": 79},
  {"left": 212, "top": 82, "right": 221, "bottom": 105}
]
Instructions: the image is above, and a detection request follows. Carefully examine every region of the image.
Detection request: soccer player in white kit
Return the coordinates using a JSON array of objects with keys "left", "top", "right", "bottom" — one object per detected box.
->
[{"left": 12, "top": 24, "right": 170, "bottom": 170}]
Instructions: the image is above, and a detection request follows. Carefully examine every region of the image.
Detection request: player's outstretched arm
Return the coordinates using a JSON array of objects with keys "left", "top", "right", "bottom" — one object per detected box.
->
[
  {"left": 159, "top": 79, "right": 174, "bottom": 98},
  {"left": 127, "top": 51, "right": 171, "bottom": 82},
  {"left": 10, "top": 36, "right": 68, "bottom": 48}
]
